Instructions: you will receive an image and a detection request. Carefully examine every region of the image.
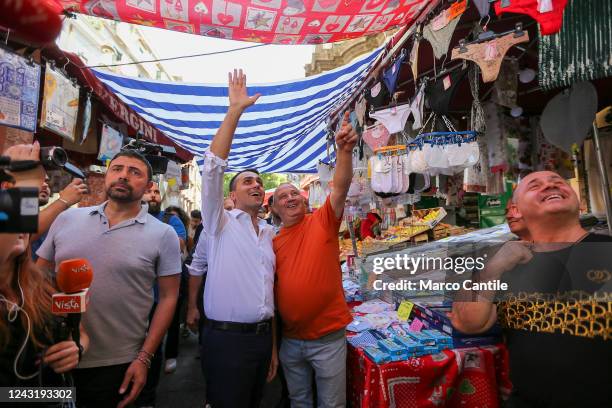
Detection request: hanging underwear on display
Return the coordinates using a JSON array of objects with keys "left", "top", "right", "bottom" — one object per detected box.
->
[
  {"left": 362, "top": 122, "right": 391, "bottom": 151},
  {"left": 409, "top": 83, "right": 426, "bottom": 129},
  {"left": 473, "top": 0, "right": 491, "bottom": 18},
  {"left": 423, "top": 1, "right": 466, "bottom": 59},
  {"left": 369, "top": 154, "right": 410, "bottom": 194},
  {"left": 369, "top": 104, "right": 412, "bottom": 134},
  {"left": 316, "top": 161, "right": 334, "bottom": 183},
  {"left": 451, "top": 32, "right": 530, "bottom": 83},
  {"left": 355, "top": 95, "right": 367, "bottom": 127},
  {"left": 383, "top": 51, "right": 406, "bottom": 95},
  {"left": 425, "top": 68, "right": 467, "bottom": 115},
  {"left": 365, "top": 81, "right": 389, "bottom": 110},
  {"left": 495, "top": 0, "right": 568, "bottom": 36},
  {"left": 409, "top": 33, "right": 421, "bottom": 83}
]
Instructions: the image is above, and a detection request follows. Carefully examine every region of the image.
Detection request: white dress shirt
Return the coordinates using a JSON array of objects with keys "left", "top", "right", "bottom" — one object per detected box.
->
[
  {"left": 187, "top": 234, "right": 207, "bottom": 277},
  {"left": 199, "top": 151, "right": 275, "bottom": 323}
]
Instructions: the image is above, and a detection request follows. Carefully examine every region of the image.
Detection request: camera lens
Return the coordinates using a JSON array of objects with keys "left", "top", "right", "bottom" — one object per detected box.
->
[{"left": 40, "top": 146, "right": 68, "bottom": 168}]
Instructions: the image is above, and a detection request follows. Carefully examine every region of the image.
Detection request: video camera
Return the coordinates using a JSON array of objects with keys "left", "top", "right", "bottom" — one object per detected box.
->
[
  {"left": 122, "top": 131, "right": 176, "bottom": 175},
  {"left": 0, "top": 146, "right": 85, "bottom": 233}
]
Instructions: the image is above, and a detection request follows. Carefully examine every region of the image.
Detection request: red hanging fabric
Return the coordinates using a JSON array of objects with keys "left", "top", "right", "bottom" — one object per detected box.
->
[{"left": 58, "top": 0, "right": 432, "bottom": 44}]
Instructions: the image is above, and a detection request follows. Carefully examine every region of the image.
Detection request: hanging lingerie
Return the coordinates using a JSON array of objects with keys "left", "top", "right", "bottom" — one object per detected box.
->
[
  {"left": 422, "top": 0, "right": 466, "bottom": 59},
  {"left": 317, "top": 161, "right": 334, "bottom": 183},
  {"left": 495, "top": 0, "right": 568, "bottom": 36},
  {"left": 383, "top": 51, "right": 406, "bottom": 95},
  {"left": 451, "top": 31, "right": 530, "bottom": 83},
  {"left": 473, "top": 0, "right": 491, "bottom": 18},
  {"left": 369, "top": 154, "right": 410, "bottom": 194},
  {"left": 409, "top": 33, "right": 421, "bottom": 82},
  {"left": 365, "top": 81, "right": 389, "bottom": 109},
  {"left": 425, "top": 68, "right": 467, "bottom": 115},
  {"left": 369, "top": 104, "right": 412, "bottom": 134},
  {"left": 355, "top": 95, "right": 367, "bottom": 127},
  {"left": 362, "top": 122, "right": 391, "bottom": 151}
]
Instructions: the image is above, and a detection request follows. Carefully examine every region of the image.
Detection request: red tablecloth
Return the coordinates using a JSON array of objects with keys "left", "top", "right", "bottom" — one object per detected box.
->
[{"left": 348, "top": 344, "right": 512, "bottom": 408}]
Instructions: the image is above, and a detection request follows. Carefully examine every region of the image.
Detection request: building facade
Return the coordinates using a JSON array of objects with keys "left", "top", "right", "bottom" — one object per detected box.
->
[
  {"left": 57, "top": 14, "right": 180, "bottom": 81},
  {"left": 58, "top": 15, "right": 203, "bottom": 213},
  {"left": 304, "top": 33, "right": 388, "bottom": 77}
]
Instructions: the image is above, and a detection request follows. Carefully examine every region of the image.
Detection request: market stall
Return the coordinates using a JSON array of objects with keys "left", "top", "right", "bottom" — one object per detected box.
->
[{"left": 327, "top": 0, "right": 611, "bottom": 406}]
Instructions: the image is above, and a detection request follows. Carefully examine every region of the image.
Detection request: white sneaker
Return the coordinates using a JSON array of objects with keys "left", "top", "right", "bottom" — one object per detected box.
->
[{"left": 164, "top": 358, "right": 177, "bottom": 373}]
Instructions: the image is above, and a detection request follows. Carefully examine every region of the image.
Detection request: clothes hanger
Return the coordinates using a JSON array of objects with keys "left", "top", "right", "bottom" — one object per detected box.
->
[{"left": 456, "top": 22, "right": 526, "bottom": 53}]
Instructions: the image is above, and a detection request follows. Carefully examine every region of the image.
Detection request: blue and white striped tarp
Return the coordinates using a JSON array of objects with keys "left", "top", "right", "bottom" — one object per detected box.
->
[{"left": 91, "top": 45, "right": 384, "bottom": 173}]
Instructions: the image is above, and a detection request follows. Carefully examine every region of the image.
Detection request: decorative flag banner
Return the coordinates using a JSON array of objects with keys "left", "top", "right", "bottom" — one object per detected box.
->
[
  {"left": 60, "top": 0, "right": 429, "bottom": 44},
  {"left": 41, "top": 63, "right": 81, "bottom": 142},
  {"left": 91, "top": 45, "right": 384, "bottom": 173},
  {"left": 0, "top": 48, "right": 41, "bottom": 132}
]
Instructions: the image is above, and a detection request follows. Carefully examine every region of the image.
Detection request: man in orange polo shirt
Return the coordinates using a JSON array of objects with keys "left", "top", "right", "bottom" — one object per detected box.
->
[{"left": 272, "top": 111, "right": 356, "bottom": 407}]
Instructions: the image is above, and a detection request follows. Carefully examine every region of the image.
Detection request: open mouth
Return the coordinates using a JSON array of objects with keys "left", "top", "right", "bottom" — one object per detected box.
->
[{"left": 542, "top": 193, "right": 564, "bottom": 202}]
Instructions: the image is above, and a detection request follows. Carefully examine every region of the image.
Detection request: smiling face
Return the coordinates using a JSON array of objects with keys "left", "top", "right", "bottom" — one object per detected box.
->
[
  {"left": 229, "top": 171, "right": 264, "bottom": 212},
  {"left": 273, "top": 183, "right": 306, "bottom": 227},
  {"left": 105, "top": 156, "right": 152, "bottom": 204},
  {"left": 515, "top": 171, "right": 579, "bottom": 224}
]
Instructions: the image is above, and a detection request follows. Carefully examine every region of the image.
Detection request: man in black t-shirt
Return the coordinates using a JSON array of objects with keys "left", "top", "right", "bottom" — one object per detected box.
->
[{"left": 452, "top": 171, "right": 611, "bottom": 407}]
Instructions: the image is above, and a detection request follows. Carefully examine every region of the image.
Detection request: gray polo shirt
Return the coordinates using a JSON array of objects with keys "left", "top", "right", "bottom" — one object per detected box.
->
[{"left": 37, "top": 202, "right": 181, "bottom": 368}]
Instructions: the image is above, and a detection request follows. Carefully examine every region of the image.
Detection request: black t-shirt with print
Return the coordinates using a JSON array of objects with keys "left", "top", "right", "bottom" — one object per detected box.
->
[{"left": 498, "top": 233, "right": 612, "bottom": 407}]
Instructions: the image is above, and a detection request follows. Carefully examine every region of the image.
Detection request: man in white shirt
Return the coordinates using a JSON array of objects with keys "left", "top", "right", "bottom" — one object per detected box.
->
[{"left": 192, "top": 69, "right": 277, "bottom": 408}]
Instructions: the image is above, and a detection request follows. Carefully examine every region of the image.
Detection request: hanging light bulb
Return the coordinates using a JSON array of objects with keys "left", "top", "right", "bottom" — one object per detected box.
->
[
  {"left": 519, "top": 68, "right": 536, "bottom": 83},
  {"left": 511, "top": 106, "right": 523, "bottom": 117}
]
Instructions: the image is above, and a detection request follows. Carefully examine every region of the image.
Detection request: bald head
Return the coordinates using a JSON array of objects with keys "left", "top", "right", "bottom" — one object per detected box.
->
[
  {"left": 273, "top": 183, "right": 307, "bottom": 227},
  {"left": 514, "top": 171, "right": 579, "bottom": 226}
]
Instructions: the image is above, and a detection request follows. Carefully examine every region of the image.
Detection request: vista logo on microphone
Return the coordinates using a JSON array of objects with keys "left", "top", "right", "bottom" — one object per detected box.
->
[{"left": 51, "top": 290, "right": 89, "bottom": 314}]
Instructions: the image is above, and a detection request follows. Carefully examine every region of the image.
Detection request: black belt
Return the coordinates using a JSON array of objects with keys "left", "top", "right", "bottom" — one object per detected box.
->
[{"left": 205, "top": 318, "right": 272, "bottom": 335}]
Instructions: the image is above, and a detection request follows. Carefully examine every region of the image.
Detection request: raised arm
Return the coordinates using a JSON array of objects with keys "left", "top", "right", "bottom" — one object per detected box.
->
[
  {"left": 202, "top": 69, "right": 261, "bottom": 235},
  {"left": 210, "top": 69, "right": 261, "bottom": 160},
  {"left": 330, "top": 111, "right": 358, "bottom": 218}
]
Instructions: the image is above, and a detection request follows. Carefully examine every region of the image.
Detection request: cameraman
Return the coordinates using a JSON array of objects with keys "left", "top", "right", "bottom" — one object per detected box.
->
[
  {"left": 1, "top": 142, "right": 89, "bottom": 396},
  {"left": 0, "top": 149, "right": 88, "bottom": 260}
]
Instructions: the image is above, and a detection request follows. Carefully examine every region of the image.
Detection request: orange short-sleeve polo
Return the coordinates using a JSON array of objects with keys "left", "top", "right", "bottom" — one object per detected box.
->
[{"left": 273, "top": 197, "right": 352, "bottom": 340}]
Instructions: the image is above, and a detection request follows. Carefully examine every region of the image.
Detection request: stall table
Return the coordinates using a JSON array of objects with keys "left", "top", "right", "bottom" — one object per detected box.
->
[{"left": 348, "top": 343, "right": 511, "bottom": 408}]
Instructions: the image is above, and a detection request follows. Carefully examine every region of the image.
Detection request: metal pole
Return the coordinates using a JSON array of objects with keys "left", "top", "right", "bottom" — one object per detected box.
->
[{"left": 591, "top": 122, "right": 612, "bottom": 235}]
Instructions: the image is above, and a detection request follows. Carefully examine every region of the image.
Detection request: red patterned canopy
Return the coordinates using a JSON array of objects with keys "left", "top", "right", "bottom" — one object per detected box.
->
[{"left": 59, "top": 0, "right": 430, "bottom": 44}]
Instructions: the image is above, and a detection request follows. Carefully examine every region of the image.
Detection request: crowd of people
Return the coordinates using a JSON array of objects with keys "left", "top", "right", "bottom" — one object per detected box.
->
[{"left": 0, "top": 69, "right": 610, "bottom": 408}]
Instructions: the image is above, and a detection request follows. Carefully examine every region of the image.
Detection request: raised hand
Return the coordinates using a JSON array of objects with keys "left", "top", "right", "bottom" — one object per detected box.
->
[
  {"left": 228, "top": 69, "right": 261, "bottom": 111},
  {"left": 335, "top": 111, "right": 358, "bottom": 154}
]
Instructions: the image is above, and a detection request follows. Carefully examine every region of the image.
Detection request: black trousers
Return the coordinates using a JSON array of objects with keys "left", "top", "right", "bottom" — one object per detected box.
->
[
  {"left": 201, "top": 325, "right": 272, "bottom": 408},
  {"left": 73, "top": 363, "right": 131, "bottom": 408}
]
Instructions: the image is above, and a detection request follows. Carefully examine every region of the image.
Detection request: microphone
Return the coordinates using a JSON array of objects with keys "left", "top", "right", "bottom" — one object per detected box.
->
[{"left": 51, "top": 259, "right": 93, "bottom": 348}]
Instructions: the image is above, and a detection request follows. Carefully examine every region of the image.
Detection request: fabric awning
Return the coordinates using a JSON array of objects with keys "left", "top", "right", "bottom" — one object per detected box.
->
[
  {"left": 59, "top": 0, "right": 430, "bottom": 44},
  {"left": 50, "top": 49, "right": 193, "bottom": 162},
  {"left": 88, "top": 44, "right": 384, "bottom": 173}
]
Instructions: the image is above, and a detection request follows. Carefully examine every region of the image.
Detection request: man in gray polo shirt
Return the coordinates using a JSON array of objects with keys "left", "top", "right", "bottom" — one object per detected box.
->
[{"left": 36, "top": 150, "right": 181, "bottom": 408}]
